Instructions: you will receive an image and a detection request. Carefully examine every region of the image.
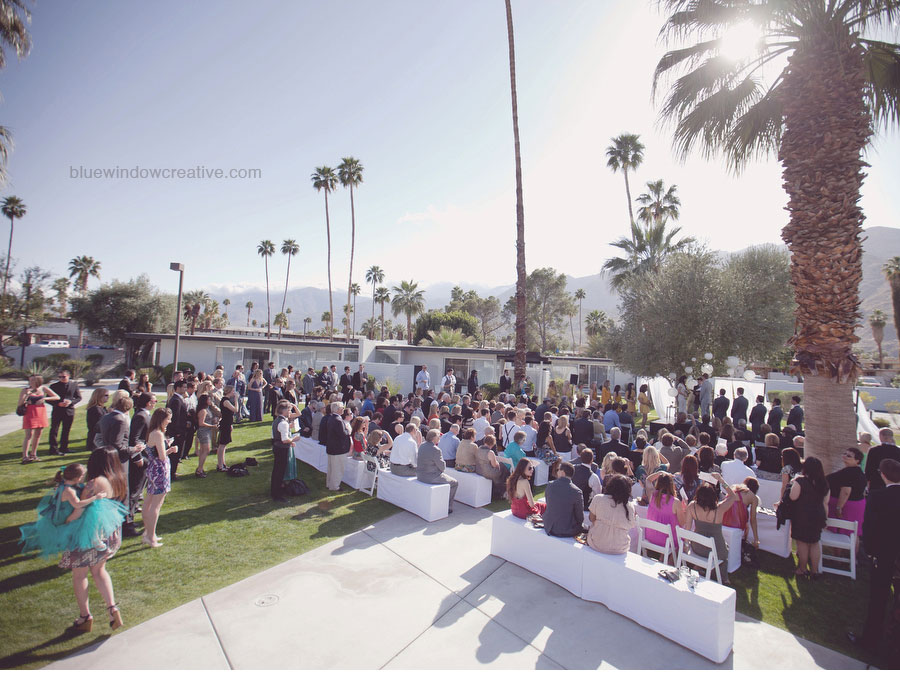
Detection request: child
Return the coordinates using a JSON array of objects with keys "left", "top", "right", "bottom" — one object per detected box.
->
[{"left": 19, "top": 463, "right": 126, "bottom": 559}]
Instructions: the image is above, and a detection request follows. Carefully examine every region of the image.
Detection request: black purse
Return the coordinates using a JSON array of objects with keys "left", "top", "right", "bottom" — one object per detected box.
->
[
  {"left": 775, "top": 484, "right": 795, "bottom": 529},
  {"left": 16, "top": 403, "right": 26, "bottom": 417}
]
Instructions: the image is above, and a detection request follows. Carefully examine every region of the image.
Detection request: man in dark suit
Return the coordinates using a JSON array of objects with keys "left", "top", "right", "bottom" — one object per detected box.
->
[
  {"left": 261, "top": 362, "right": 277, "bottom": 414},
  {"left": 712, "top": 389, "right": 730, "bottom": 421},
  {"left": 543, "top": 462, "right": 585, "bottom": 537},
  {"left": 865, "top": 428, "right": 900, "bottom": 492},
  {"left": 571, "top": 409, "right": 594, "bottom": 447},
  {"left": 99, "top": 395, "right": 145, "bottom": 536},
  {"left": 352, "top": 364, "right": 368, "bottom": 396},
  {"left": 48, "top": 369, "right": 82, "bottom": 455},
  {"left": 118, "top": 369, "right": 135, "bottom": 395},
  {"left": 339, "top": 366, "right": 353, "bottom": 397},
  {"left": 786, "top": 395, "right": 804, "bottom": 432},
  {"left": 748, "top": 395, "right": 767, "bottom": 442},
  {"left": 324, "top": 402, "right": 350, "bottom": 491},
  {"left": 848, "top": 458, "right": 900, "bottom": 654},
  {"left": 499, "top": 369, "right": 512, "bottom": 394},
  {"left": 128, "top": 392, "right": 155, "bottom": 533},
  {"left": 730, "top": 388, "right": 749, "bottom": 425},
  {"left": 767, "top": 398, "right": 784, "bottom": 433},
  {"left": 166, "top": 380, "right": 188, "bottom": 479},
  {"left": 597, "top": 427, "right": 629, "bottom": 461}
]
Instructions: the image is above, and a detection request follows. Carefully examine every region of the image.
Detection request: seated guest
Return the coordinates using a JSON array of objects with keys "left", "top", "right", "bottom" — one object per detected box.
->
[
  {"left": 721, "top": 447, "right": 756, "bottom": 486},
  {"left": 571, "top": 409, "right": 595, "bottom": 447},
  {"left": 755, "top": 433, "right": 784, "bottom": 481},
  {"left": 573, "top": 448, "right": 602, "bottom": 510},
  {"left": 635, "top": 445, "right": 668, "bottom": 499},
  {"left": 598, "top": 426, "right": 629, "bottom": 461},
  {"left": 779, "top": 447, "right": 802, "bottom": 494},
  {"left": 587, "top": 474, "right": 635, "bottom": 554},
  {"left": 508, "top": 458, "right": 546, "bottom": 519},
  {"left": 659, "top": 433, "right": 689, "bottom": 473},
  {"left": 697, "top": 446, "right": 716, "bottom": 475},
  {"left": 455, "top": 428, "right": 479, "bottom": 472},
  {"left": 416, "top": 429, "right": 458, "bottom": 512},
  {"left": 476, "top": 434, "right": 510, "bottom": 499},
  {"left": 600, "top": 451, "right": 619, "bottom": 482},
  {"left": 684, "top": 473, "right": 737, "bottom": 583},
  {"left": 792, "top": 434, "right": 806, "bottom": 459},
  {"left": 543, "top": 462, "right": 586, "bottom": 538},
  {"left": 591, "top": 411, "right": 607, "bottom": 445},
  {"left": 364, "top": 429, "right": 392, "bottom": 469},
  {"left": 437, "top": 423, "right": 460, "bottom": 468},
  {"left": 389, "top": 423, "right": 419, "bottom": 476},
  {"left": 826, "top": 447, "right": 867, "bottom": 537},
  {"left": 499, "top": 430, "right": 528, "bottom": 469},
  {"left": 645, "top": 472, "right": 683, "bottom": 559},
  {"left": 722, "top": 476, "right": 760, "bottom": 548},
  {"left": 674, "top": 454, "right": 701, "bottom": 502}
]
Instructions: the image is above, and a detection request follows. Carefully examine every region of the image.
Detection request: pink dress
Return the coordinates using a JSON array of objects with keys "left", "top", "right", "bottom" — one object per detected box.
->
[{"left": 646, "top": 493, "right": 680, "bottom": 548}]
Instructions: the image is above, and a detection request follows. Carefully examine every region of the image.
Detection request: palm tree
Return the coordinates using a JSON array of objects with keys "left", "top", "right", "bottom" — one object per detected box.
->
[
  {"left": 883, "top": 258, "right": 900, "bottom": 363},
  {"left": 391, "top": 280, "right": 425, "bottom": 345},
  {"left": 51, "top": 277, "right": 69, "bottom": 316},
  {"left": 654, "top": 0, "right": 900, "bottom": 471},
  {"left": 505, "top": 0, "right": 528, "bottom": 384},
  {"left": 285, "top": 307, "right": 291, "bottom": 331},
  {"left": 245, "top": 300, "right": 253, "bottom": 327},
  {"left": 869, "top": 309, "right": 888, "bottom": 368},
  {"left": 67, "top": 255, "right": 101, "bottom": 347},
  {"left": 350, "top": 282, "right": 361, "bottom": 336},
  {"left": 574, "top": 288, "right": 585, "bottom": 345},
  {"left": 274, "top": 311, "right": 288, "bottom": 338},
  {"left": 605, "top": 134, "right": 645, "bottom": 230},
  {"left": 365, "top": 265, "right": 385, "bottom": 338},
  {"left": 222, "top": 298, "right": 230, "bottom": 324},
  {"left": 585, "top": 310, "right": 611, "bottom": 337},
  {"left": 420, "top": 327, "right": 476, "bottom": 348},
  {"left": 602, "top": 220, "right": 695, "bottom": 290},
  {"left": 280, "top": 239, "right": 299, "bottom": 317},
  {"left": 374, "top": 286, "right": 390, "bottom": 341},
  {"left": 338, "top": 157, "right": 364, "bottom": 341},
  {"left": 257, "top": 239, "right": 275, "bottom": 338},
  {"left": 321, "top": 311, "right": 332, "bottom": 337},
  {"left": 0, "top": 1, "right": 32, "bottom": 186},
  {"left": 312, "top": 166, "right": 338, "bottom": 336},
  {"left": 1, "top": 195, "right": 25, "bottom": 301},
  {"left": 636, "top": 179, "right": 680, "bottom": 226},
  {"left": 303, "top": 316, "right": 311, "bottom": 336},
  {"left": 182, "top": 289, "right": 209, "bottom": 335}
]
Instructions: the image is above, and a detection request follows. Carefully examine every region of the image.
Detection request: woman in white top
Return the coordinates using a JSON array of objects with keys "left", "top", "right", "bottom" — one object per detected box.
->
[{"left": 675, "top": 375, "right": 688, "bottom": 415}]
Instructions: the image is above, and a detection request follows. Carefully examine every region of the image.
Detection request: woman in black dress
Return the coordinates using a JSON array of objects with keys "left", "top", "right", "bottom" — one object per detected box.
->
[
  {"left": 787, "top": 456, "right": 830, "bottom": 578},
  {"left": 215, "top": 386, "right": 237, "bottom": 472},
  {"left": 85, "top": 388, "right": 109, "bottom": 455}
]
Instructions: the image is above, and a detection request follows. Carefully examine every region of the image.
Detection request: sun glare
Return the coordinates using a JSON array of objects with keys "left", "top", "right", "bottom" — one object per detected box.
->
[{"left": 719, "top": 21, "right": 761, "bottom": 62}]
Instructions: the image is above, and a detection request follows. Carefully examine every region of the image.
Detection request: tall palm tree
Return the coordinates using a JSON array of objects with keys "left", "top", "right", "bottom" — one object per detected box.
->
[
  {"left": 257, "top": 240, "right": 275, "bottom": 338},
  {"left": 182, "top": 289, "right": 209, "bottom": 335},
  {"left": 350, "top": 282, "right": 361, "bottom": 336},
  {"left": 636, "top": 179, "right": 680, "bottom": 226},
  {"left": 245, "top": 300, "right": 253, "bottom": 327},
  {"left": 222, "top": 298, "right": 230, "bottom": 323},
  {"left": 285, "top": 307, "right": 291, "bottom": 331},
  {"left": 338, "top": 157, "right": 364, "bottom": 341},
  {"left": 0, "top": 0, "right": 33, "bottom": 186},
  {"left": 505, "top": 0, "right": 528, "bottom": 384},
  {"left": 365, "top": 265, "right": 384, "bottom": 338},
  {"left": 312, "top": 166, "right": 338, "bottom": 336},
  {"left": 605, "top": 134, "right": 645, "bottom": 230},
  {"left": 391, "top": 280, "right": 425, "bottom": 345},
  {"left": 303, "top": 316, "right": 311, "bottom": 336},
  {"left": 374, "top": 286, "right": 390, "bottom": 341},
  {"left": 574, "top": 288, "right": 585, "bottom": 345},
  {"left": 869, "top": 309, "right": 888, "bottom": 368},
  {"left": 585, "top": 310, "right": 611, "bottom": 337},
  {"left": 1, "top": 195, "right": 25, "bottom": 300},
  {"left": 67, "top": 255, "right": 101, "bottom": 347},
  {"left": 654, "top": 0, "right": 900, "bottom": 471},
  {"left": 51, "top": 277, "right": 69, "bottom": 316},
  {"left": 280, "top": 239, "right": 299, "bottom": 317},
  {"left": 883, "top": 258, "right": 900, "bottom": 361},
  {"left": 321, "top": 311, "right": 332, "bottom": 336},
  {"left": 274, "top": 311, "right": 288, "bottom": 338},
  {"left": 602, "top": 220, "right": 695, "bottom": 290}
]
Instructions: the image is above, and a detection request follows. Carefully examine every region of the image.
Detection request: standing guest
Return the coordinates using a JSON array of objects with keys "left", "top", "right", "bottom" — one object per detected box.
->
[
  {"left": 438, "top": 423, "right": 460, "bottom": 468},
  {"left": 730, "top": 388, "right": 749, "bottom": 427},
  {"left": 587, "top": 475, "right": 635, "bottom": 554},
  {"left": 636, "top": 385, "right": 652, "bottom": 430},
  {"left": 441, "top": 368, "right": 457, "bottom": 395},
  {"left": 507, "top": 459, "right": 545, "bottom": 518},
  {"left": 712, "top": 389, "right": 730, "bottom": 421},
  {"left": 749, "top": 396, "right": 767, "bottom": 442},
  {"left": 128, "top": 392, "right": 155, "bottom": 526},
  {"left": 325, "top": 403, "right": 351, "bottom": 491},
  {"left": 786, "top": 457, "right": 830, "bottom": 578},
  {"left": 216, "top": 386, "right": 237, "bottom": 472},
  {"left": 499, "top": 369, "right": 512, "bottom": 394},
  {"left": 247, "top": 369, "right": 265, "bottom": 422},
  {"left": 48, "top": 369, "right": 82, "bottom": 456},
  {"left": 118, "top": 370, "right": 135, "bottom": 395},
  {"left": 339, "top": 366, "right": 353, "bottom": 398},
  {"left": 767, "top": 398, "right": 784, "bottom": 433},
  {"left": 684, "top": 473, "right": 736, "bottom": 583},
  {"left": 262, "top": 362, "right": 277, "bottom": 414},
  {"left": 18, "top": 375, "right": 60, "bottom": 463},
  {"left": 675, "top": 376, "right": 689, "bottom": 415},
  {"left": 301, "top": 367, "right": 316, "bottom": 401},
  {"left": 142, "top": 408, "right": 176, "bottom": 547},
  {"left": 415, "top": 365, "right": 431, "bottom": 392},
  {"left": 826, "top": 447, "right": 867, "bottom": 536},
  {"left": 847, "top": 459, "right": 900, "bottom": 653},
  {"left": 699, "top": 374, "right": 713, "bottom": 420},
  {"left": 865, "top": 428, "right": 900, "bottom": 492},
  {"left": 166, "top": 380, "right": 188, "bottom": 480},
  {"left": 625, "top": 383, "right": 637, "bottom": 417},
  {"left": 778, "top": 447, "right": 803, "bottom": 494},
  {"left": 134, "top": 373, "right": 152, "bottom": 395},
  {"left": 193, "top": 394, "right": 217, "bottom": 478},
  {"left": 98, "top": 395, "right": 145, "bottom": 538},
  {"left": 165, "top": 370, "right": 183, "bottom": 399},
  {"left": 85, "top": 388, "right": 109, "bottom": 456},
  {"left": 390, "top": 423, "right": 420, "bottom": 476},
  {"left": 181, "top": 380, "right": 198, "bottom": 461},
  {"left": 467, "top": 369, "right": 479, "bottom": 395},
  {"left": 227, "top": 368, "right": 247, "bottom": 423},
  {"left": 786, "top": 395, "right": 804, "bottom": 432},
  {"left": 543, "top": 462, "right": 585, "bottom": 538},
  {"left": 417, "top": 429, "right": 459, "bottom": 511},
  {"left": 271, "top": 401, "right": 301, "bottom": 502},
  {"left": 352, "top": 364, "right": 368, "bottom": 396},
  {"left": 857, "top": 432, "right": 873, "bottom": 472}
]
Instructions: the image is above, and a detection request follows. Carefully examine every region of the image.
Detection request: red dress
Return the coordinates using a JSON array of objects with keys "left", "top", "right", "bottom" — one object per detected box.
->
[
  {"left": 22, "top": 391, "right": 48, "bottom": 429},
  {"left": 510, "top": 493, "right": 546, "bottom": 519}
]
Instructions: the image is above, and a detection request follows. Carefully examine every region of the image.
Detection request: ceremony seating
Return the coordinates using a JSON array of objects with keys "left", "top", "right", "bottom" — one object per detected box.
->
[
  {"left": 755, "top": 478, "right": 782, "bottom": 510},
  {"left": 819, "top": 516, "right": 858, "bottom": 579},
  {"left": 341, "top": 456, "right": 368, "bottom": 490},
  {"left": 636, "top": 516, "right": 674, "bottom": 564},
  {"left": 533, "top": 460, "right": 549, "bottom": 486},
  {"left": 375, "top": 469, "right": 450, "bottom": 522},
  {"left": 445, "top": 468, "right": 492, "bottom": 507},
  {"left": 675, "top": 526, "right": 722, "bottom": 583},
  {"left": 293, "top": 437, "right": 328, "bottom": 473}
]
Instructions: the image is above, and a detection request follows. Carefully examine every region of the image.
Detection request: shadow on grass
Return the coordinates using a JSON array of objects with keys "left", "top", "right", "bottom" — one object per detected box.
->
[
  {"left": 0, "top": 631, "right": 108, "bottom": 670},
  {"left": 0, "top": 560, "right": 68, "bottom": 593}
]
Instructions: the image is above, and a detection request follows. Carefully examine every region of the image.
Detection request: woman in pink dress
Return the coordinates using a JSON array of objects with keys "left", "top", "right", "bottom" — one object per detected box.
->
[
  {"left": 18, "top": 375, "right": 60, "bottom": 463},
  {"left": 507, "top": 458, "right": 546, "bottom": 519},
  {"left": 644, "top": 472, "right": 684, "bottom": 559}
]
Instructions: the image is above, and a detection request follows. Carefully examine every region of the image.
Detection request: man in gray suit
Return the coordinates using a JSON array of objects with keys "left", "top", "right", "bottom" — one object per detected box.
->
[
  {"left": 699, "top": 374, "right": 714, "bottom": 420},
  {"left": 416, "top": 429, "right": 459, "bottom": 513},
  {"left": 542, "top": 462, "right": 585, "bottom": 537}
]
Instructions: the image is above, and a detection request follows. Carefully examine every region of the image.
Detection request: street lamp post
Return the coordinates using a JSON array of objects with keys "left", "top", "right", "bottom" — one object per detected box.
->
[{"left": 170, "top": 263, "right": 184, "bottom": 377}]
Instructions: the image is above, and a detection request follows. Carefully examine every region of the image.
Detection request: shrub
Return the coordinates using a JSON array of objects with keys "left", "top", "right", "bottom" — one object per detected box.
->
[
  {"left": 885, "top": 401, "right": 900, "bottom": 415},
  {"left": 874, "top": 417, "right": 891, "bottom": 428},
  {"left": 858, "top": 391, "right": 876, "bottom": 408},
  {"left": 382, "top": 377, "right": 402, "bottom": 397},
  {"left": 481, "top": 383, "right": 500, "bottom": 400},
  {"left": 162, "top": 361, "right": 196, "bottom": 384}
]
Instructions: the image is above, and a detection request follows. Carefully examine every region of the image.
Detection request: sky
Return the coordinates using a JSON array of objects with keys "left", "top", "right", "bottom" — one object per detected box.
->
[{"left": 2, "top": 0, "right": 899, "bottom": 298}]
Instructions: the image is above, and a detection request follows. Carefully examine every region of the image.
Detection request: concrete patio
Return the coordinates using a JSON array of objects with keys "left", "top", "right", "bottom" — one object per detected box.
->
[{"left": 47, "top": 503, "right": 865, "bottom": 670}]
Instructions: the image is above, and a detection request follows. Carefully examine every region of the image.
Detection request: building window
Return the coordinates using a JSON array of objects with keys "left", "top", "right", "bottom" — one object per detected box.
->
[
  {"left": 444, "top": 358, "right": 468, "bottom": 382},
  {"left": 246, "top": 349, "right": 270, "bottom": 370}
]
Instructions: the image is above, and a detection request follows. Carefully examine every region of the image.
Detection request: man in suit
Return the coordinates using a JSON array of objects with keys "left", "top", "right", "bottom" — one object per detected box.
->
[
  {"left": 767, "top": 398, "right": 784, "bottom": 433},
  {"left": 699, "top": 374, "right": 714, "bottom": 420},
  {"left": 786, "top": 395, "right": 804, "bottom": 432},
  {"left": 543, "top": 462, "right": 585, "bottom": 537},
  {"left": 597, "top": 427, "right": 629, "bottom": 461},
  {"left": 351, "top": 364, "right": 368, "bottom": 396},
  {"left": 417, "top": 429, "right": 459, "bottom": 512},
  {"left": 730, "top": 388, "right": 749, "bottom": 426},
  {"left": 466, "top": 369, "right": 479, "bottom": 395},
  {"left": 118, "top": 369, "right": 136, "bottom": 395},
  {"left": 712, "top": 389, "right": 730, "bottom": 421},
  {"left": 866, "top": 428, "right": 900, "bottom": 492},
  {"left": 748, "top": 395, "right": 767, "bottom": 442},
  {"left": 339, "top": 366, "right": 353, "bottom": 397},
  {"left": 325, "top": 402, "right": 350, "bottom": 491},
  {"left": 99, "top": 395, "right": 145, "bottom": 536},
  {"left": 571, "top": 408, "right": 594, "bottom": 447},
  {"left": 848, "top": 458, "right": 900, "bottom": 654},
  {"left": 261, "top": 362, "right": 276, "bottom": 413},
  {"left": 301, "top": 367, "right": 316, "bottom": 400},
  {"left": 499, "top": 369, "right": 512, "bottom": 394},
  {"left": 166, "top": 380, "right": 188, "bottom": 479},
  {"left": 327, "top": 365, "right": 338, "bottom": 392},
  {"left": 415, "top": 365, "right": 431, "bottom": 392},
  {"left": 48, "top": 369, "right": 82, "bottom": 455},
  {"left": 227, "top": 366, "right": 247, "bottom": 422},
  {"left": 128, "top": 392, "right": 155, "bottom": 531}
]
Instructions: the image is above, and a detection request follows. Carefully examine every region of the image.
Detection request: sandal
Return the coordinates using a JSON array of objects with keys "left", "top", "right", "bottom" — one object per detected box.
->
[
  {"left": 107, "top": 603, "right": 123, "bottom": 630},
  {"left": 216, "top": 465, "right": 228, "bottom": 472},
  {"left": 71, "top": 614, "right": 93, "bottom": 633},
  {"left": 195, "top": 469, "right": 207, "bottom": 478}
]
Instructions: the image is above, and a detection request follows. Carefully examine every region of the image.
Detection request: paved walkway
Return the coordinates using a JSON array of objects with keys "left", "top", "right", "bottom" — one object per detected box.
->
[{"left": 46, "top": 504, "right": 864, "bottom": 670}]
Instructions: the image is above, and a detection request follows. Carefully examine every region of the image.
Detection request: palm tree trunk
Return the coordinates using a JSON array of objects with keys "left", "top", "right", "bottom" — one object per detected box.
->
[
  {"left": 877, "top": 342, "right": 883, "bottom": 369},
  {"left": 891, "top": 279, "right": 900, "bottom": 361},
  {"left": 624, "top": 169, "right": 635, "bottom": 229},
  {"left": 406, "top": 312, "right": 412, "bottom": 345},
  {"left": 346, "top": 184, "right": 356, "bottom": 342},
  {"left": 352, "top": 296, "right": 357, "bottom": 336},
  {"left": 569, "top": 315, "right": 575, "bottom": 350},
  {"left": 264, "top": 259, "right": 271, "bottom": 339},
  {"left": 779, "top": 27, "right": 868, "bottom": 471},
  {"left": 281, "top": 256, "right": 292, "bottom": 315},
  {"left": 505, "top": 0, "right": 527, "bottom": 383},
  {"left": 325, "top": 191, "right": 334, "bottom": 337},
  {"left": 2, "top": 216, "right": 12, "bottom": 301},
  {"left": 380, "top": 302, "right": 385, "bottom": 341},
  {"left": 578, "top": 300, "right": 582, "bottom": 346},
  {"left": 247, "top": 307, "right": 251, "bottom": 326},
  {"left": 371, "top": 281, "right": 376, "bottom": 339}
]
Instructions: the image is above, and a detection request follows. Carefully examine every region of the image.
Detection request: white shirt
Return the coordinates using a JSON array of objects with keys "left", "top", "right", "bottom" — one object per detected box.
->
[
  {"left": 519, "top": 424, "right": 538, "bottom": 453},
  {"left": 441, "top": 374, "right": 456, "bottom": 391},
  {"left": 500, "top": 421, "right": 519, "bottom": 448},
  {"left": 415, "top": 370, "right": 431, "bottom": 390},
  {"left": 721, "top": 458, "right": 756, "bottom": 486},
  {"left": 391, "top": 432, "right": 418, "bottom": 467},
  {"left": 472, "top": 416, "right": 490, "bottom": 442},
  {"left": 275, "top": 417, "right": 292, "bottom": 444}
]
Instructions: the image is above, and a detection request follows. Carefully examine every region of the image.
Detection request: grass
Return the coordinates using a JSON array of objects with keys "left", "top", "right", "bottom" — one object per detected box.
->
[
  {"left": 0, "top": 387, "right": 24, "bottom": 415},
  {"left": 0, "top": 409, "right": 398, "bottom": 669}
]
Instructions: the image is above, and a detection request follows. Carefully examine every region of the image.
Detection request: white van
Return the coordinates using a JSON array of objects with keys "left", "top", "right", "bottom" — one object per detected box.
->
[{"left": 41, "top": 340, "right": 70, "bottom": 348}]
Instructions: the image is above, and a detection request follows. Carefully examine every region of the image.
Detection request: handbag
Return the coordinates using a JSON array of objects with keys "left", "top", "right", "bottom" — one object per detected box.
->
[
  {"left": 16, "top": 403, "right": 26, "bottom": 416},
  {"left": 775, "top": 484, "right": 795, "bottom": 529}
]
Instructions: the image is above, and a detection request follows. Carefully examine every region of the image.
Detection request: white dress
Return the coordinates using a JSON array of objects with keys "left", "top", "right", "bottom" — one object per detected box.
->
[{"left": 676, "top": 383, "right": 688, "bottom": 414}]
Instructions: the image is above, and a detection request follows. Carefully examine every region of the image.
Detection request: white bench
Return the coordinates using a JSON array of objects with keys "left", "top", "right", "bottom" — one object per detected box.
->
[
  {"left": 755, "top": 478, "right": 783, "bottom": 510},
  {"left": 751, "top": 512, "right": 791, "bottom": 557},
  {"left": 375, "top": 469, "right": 450, "bottom": 522},
  {"left": 445, "top": 468, "right": 491, "bottom": 507},
  {"left": 533, "top": 460, "right": 549, "bottom": 486},
  {"left": 293, "top": 437, "right": 328, "bottom": 473},
  {"left": 342, "top": 456, "right": 368, "bottom": 489}
]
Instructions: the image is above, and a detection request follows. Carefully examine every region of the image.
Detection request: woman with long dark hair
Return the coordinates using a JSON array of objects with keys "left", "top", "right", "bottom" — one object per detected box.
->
[
  {"left": 143, "top": 408, "right": 176, "bottom": 547},
  {"left": 85, "top": 388, "right": 109, "bottom": 455},
  {"left": 787, "top": 456, "right": 830, "bottom": 578},
  {"left": 507, "top": 458, "right": 545, "bottom": 519},
  {"left": 684, "top": 472, "right": 736, "bottom": 583},
  {"left": 587, "top": 474, "right": 635, "bottom": 554},
  {"left": 674, "top": 454, "right": 701, "bottom": 502}
]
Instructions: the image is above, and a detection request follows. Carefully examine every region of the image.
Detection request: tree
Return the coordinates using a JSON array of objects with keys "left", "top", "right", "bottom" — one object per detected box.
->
[
  {"left": 350, "top": 282, "right": 361, "bottom": 336},
  {"left": 505, "top": 0, "right": 528, "bottom": 385},
  {"left": 303, "top": 316, "right": 311, "bottom": 336},
  {"left": 869, "top": 309, "right": 887, "bottom": 368},
  {"left": 320, "top": 311, "right": 332, "bottom": 336},
  {"left": 274, "top": 311, "right": 288, "bottom": 338},
  {"left": 0, "top": 0, "right": 33, "bottom": 186},
  {"left": 654, "top": 0, "right": 900, "bottom": 470},
  {"left": 312, "top": 166, "right": 338, "bottom": 336},
  {"left": 419, "top": 327, "right": 477, "bottom": 348},
  {"left": 883, "top": 257, "right": 900, "bottom": 361},
  {"left": 280, "top": 239, "right": 299, "bottom": 317},
  {"left": 182, "top": 289, "right": 209, "bottom": 335},
  {"left": 413, "top": 309, "right": 478, "bottom": 345},
  {"left": 222, "top": 298, "right": 230, "bottom": 324},
  {"left": 636, "top": 179, "right": 680, "bottom": 226},
  {"left": 13, "top": 266, "right": 49, "bottom": 367},
  {"left": 67, "top": 255, "right": 101, "bottom": 347},
  {"left": 245, "top": 300, "right": 253, "bottom": 327},
  {"left": 602, "top": 219, "right": 695, "bottom": 291},
  {"left": 51, "top": 277, "right": 69, "bottom": 316},
  {"left": 364, "top": 265, "right": 384, "bottom": 338},
  {"left": 391, "top": 280, "right": 425, "bottom": 345},
  {"left": 445, "top": 286, "right": 478, "bottom": 313},
  {"left": 605, "top": 133, "right": 644, "bottom": 230},
  {"left": 574, "top": 288, "right": 585, "bottom": 346},
  {"left": 503, "top": 267, "right": 570, "bottom": 353},
  {"left": 469, "top": 295, "right": 503, "bottom": 347},
  {"left": 1, "top": 195, "right": 24, "bottom": 301},
  {"left": 257, "top": 239, "right": 275, "bottom": 338},
  {"left": 374, "top": 286, "right": 390, "bottom": 341},
  {"left": 585, "top": 309, "right": 612, "bottom": 337},
  {"left": 338, "top": 157, "right": 364, "bottom": 341}
]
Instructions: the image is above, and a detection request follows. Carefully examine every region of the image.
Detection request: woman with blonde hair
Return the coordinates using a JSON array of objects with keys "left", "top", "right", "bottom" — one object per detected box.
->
[
  {"left": 600, "top": 452, "right": 619, "bottom": 482},
  {"left": 143, "top": 408, "right": 176, "bottom": 547},
  {"left": 85, "top": 388, "right": 110, "bottom": 455},
  {"left": 857, "top": 432, "right": 873, "bottom": 472},
  {"left": 19, "top": 375, "right": 60, "bottom": 463},
  {"left": 248, "top": 369, "right": 265, "bottom": 422}
]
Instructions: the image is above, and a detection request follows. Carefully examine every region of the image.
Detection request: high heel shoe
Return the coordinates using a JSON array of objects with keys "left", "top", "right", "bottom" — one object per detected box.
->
[
  {"left": 107, "top": 604, "right": 123, "bottom": 630},
  {"left": 71, "top": 614, "right": 93, "bottom": 632},
  {"left": 141, "top": 536, "right": 163, "bottom": 548}
]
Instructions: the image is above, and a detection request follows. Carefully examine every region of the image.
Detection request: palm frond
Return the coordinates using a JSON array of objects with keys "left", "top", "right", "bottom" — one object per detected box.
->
[{"left": 861, "top": 38, "right": 900, "bottom": 130}]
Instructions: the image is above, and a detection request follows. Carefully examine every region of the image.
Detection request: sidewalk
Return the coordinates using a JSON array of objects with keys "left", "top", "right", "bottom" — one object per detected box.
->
[{"left": 46, "top": 504, "right": 865, "bottom": 670}]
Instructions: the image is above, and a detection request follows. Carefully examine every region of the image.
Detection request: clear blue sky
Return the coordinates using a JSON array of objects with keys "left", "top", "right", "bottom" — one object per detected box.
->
[{"left": 2, "top": 0, "right": 898, "bottom": 297}]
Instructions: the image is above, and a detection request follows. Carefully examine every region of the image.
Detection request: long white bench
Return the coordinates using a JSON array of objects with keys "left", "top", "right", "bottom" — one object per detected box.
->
[
  {"left": 533, "top": 460, "right": 549, "bottom": 486},
  {"left": 755, "top": 478, "right": 783, "bottom": 510},
  {"left": 342, "top": 456, "right": 368, "bottom": 489},
  {"left": 490, "top": 510, "right": 735, "bottom": 663},
  {"left": 375, "top": 469, "right": 450, "bottom": 522},
  {"left": 445, "top": 468, "right": 492, "bottom": 507},
  {"left": 294, "top": 437, "right": 328, "bottom": 473}
]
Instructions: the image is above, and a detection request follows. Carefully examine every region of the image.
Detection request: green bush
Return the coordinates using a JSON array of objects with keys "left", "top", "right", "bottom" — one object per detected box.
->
[
  {"left": 162, "top": 361, "right": 196, "bottom": 384},
  {"left": 481, "top": 383, "right": 500, "bottom": 400},
  {"left": 31, "top": 353, "right": 72, "bottom": 368},
  {"left": 884, "top": 401, "right": 900, "bottom": 415},
  {"left": 874, "top": 417, "right": 892, "bottom": 428},
  {"left": 766, "top": 390, "right": 801, "bottom": 404}
]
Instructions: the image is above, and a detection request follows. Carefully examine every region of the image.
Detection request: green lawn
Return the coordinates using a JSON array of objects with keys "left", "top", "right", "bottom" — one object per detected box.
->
[
  {"left": 0, "top": 409, "right": 398, "bottom": 669},
  {"left": 0, "top": 387, "right": 24, "bottom": 415}
]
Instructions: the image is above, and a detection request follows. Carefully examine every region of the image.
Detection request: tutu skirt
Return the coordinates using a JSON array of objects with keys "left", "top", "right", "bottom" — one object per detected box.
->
[{"left": 20, "top": 497, "right": 127, "bottom": 559}]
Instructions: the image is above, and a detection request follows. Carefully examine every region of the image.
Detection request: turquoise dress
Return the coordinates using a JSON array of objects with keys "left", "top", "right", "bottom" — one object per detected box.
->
[{"left": 19, "top": 484, "right": 127, "bottom": 559}]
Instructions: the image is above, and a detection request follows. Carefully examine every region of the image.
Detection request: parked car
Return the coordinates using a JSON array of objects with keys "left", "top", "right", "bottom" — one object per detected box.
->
[
  {"left": 39, "top": 340, "right": 70, "bottom": 348},
  {"left": 858, "top": 377, "right": 882, "bottom": 387}
]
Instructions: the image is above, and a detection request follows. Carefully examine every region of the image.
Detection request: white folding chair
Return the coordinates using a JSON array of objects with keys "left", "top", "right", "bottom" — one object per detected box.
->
[
  {"left": 359, "top": 458, "right": 380, "bottom": 496},
  {"left": 819, "top": 517, "right": 858, "bottom": 579},
  {"left": 636, "top": 516, "right": 673, "bottom": 564},
  {"left": 675, "top": 526, "right": 723, "bottom": 583}
]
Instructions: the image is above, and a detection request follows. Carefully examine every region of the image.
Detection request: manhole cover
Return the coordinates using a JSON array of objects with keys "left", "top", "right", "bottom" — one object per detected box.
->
[{"left": 254, "top": 594, "right": 279, "bottom": 607}]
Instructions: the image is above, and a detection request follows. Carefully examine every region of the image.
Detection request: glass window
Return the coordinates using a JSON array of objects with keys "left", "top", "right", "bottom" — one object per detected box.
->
[
  {"left": 245, "top": 348, "right": 270, "bottom": 371},
  {"left": 216, "top": 347, "right": 244, "bottom": 371},
  {"left": 444, "top": 358, "right": 469, "bottom": 385}
]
